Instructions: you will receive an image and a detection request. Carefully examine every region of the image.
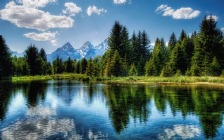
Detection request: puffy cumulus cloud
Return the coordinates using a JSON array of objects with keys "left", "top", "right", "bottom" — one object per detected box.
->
[
  {"left": 87, "top": 6, "right": 107, "bottom": 16},
  {"left": 113, "top": 0, "right": 127, "bottom": 4},
  {"left": 158, "top": 125, "right": 201, "bottom": 139},
  {"left": 63, "top": 2, "right": 82, "bottom": 17},
  {"left": 0, "top": 1, "right": 74, "bottom": 31},
  {"left": 156, "top": 4, "right": 200, "bottom": 19},
  {"left": 206, "top": 15, "right": 219, "bottom": 21},
  {"left": 17, "top": 0, "right": 56, "bottom": 8},
  {"left": 24, "top": 32, "right": 58, "bottom": 46},
  {"left": 221, "top": 28, "right": 224, "bottom": 33}
]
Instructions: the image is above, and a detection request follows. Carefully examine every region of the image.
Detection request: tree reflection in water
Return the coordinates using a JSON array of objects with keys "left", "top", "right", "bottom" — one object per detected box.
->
[
  {"left": 105, "top": 84, "right": 224, "bottom": 138},
  {"left": 1, "top": 81, "right": 224, "bottom": 139},
  {"left": 104, "top": 84, "right": 150, "bottom": 133}
]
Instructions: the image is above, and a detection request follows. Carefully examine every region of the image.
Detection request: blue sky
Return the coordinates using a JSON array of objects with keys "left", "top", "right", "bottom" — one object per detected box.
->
[{"left": 0, "top": 0, "right": 223, "bottom": 54}]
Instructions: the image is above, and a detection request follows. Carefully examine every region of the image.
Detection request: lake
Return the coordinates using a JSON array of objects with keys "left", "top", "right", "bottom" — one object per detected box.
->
[{"left": 0, "top": 80, "right": 224, "bottom": 139}]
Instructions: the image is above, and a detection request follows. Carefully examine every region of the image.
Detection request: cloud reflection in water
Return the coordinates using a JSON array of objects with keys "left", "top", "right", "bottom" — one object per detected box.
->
[
  {"left": 158, "top": 124, "right": 201, "bottom": 140},
  {"left": 1, "top": 106, "right": 82, "bottom": 140}
]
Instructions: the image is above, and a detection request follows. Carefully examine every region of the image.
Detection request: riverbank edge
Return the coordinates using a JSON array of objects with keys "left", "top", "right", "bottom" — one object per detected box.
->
[{"left": 8, "top": 74, "right": 224, "bottom": 86}]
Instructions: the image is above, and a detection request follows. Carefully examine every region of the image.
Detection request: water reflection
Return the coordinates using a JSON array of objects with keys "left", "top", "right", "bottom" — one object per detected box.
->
[
  {"left": 2, "top": 117, "right": 78, "bottom": 140},
  {"left": 0, "top": 82, "right": 12, "bottom": 120},
  {"left": 153, "top": 86, "right": 224, "bottom": 139},
  {"left": 158, "top": 125, "right": 201, "bottom": 139},
  {"left": 0, "top": 81, "right": 224, "bottom": 139},
  {"left": 105, "top": 84, "right": 150, "bottom": 133}
]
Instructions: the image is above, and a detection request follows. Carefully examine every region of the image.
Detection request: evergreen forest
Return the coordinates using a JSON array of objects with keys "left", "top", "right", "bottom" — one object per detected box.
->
[{"left": 0, "top": 16, "right": 224, "bottom": 79}]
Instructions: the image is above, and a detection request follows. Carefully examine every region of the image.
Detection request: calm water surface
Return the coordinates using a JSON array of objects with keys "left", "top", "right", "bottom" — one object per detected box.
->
[{"left": 1, "top": 80, "right": 224, "bottom": 139}]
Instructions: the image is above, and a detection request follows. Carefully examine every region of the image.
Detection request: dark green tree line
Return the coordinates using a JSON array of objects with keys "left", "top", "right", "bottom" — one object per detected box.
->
[
  {"left": 103, "top": 21, "right": 150, "bottom": 77},
  {"left": 0, "top": 35, "right": 12, "bottom": 79},
  {"left": 1, "top": 15, "right": 224, "bottom": 78}
]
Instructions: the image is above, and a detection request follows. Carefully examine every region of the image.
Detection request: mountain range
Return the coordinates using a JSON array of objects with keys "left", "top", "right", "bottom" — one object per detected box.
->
[{"left": 11, "top": 39, "right": 108, "bottom": 62}]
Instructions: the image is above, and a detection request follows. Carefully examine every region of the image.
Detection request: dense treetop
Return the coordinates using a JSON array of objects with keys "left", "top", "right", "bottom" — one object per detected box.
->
[{"left": 1, "top": 16, "right": 224, "bottom": 78}]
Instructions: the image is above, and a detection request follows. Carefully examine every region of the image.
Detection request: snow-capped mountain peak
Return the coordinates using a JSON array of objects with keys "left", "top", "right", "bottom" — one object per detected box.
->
[
  {"left": 47, "top": 39, "right": 108, "bottom": 62},
  {"left": 47, "top": 42, "right": 81, "bottom": 62},
  {"left": 79, "top": 41, "right": 94, "bottom": 58},
  {"left": 60, "top": 42, "right": 73, "bottom": 51}
]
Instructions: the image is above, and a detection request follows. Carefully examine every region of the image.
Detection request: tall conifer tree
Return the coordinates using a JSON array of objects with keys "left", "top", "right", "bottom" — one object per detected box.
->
[
  {"left": 0, "top": 35, "right": 12, "bottom": 79},
  {"left": 191, "top": 16, "right": 224, "bottom": 75}
]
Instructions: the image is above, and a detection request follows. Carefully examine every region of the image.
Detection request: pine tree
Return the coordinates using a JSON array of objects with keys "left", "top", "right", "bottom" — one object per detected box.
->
[
  {"left": 101, "top": 50, "right": 112, "bottom": 76},
  {"left": 168, "top": 32, "right": 177, "bottom": 55},
  {"left": 130, "top": 32, "right": 138, "bottom": 65},
  {"left": 191, "top": 16, "right": 224, "bottom": 76},
  {"left": 139, "top": 31, "right": 150, "bottom": 75},
  {"left": 145, "top": 60, "right": 155, "bottom": 76},
  {"left": 39, "top": 48, "right": 47, "bottom": 62},
  {"left": 136, "top": 31, "right": 142, "bottom": 62},
  {"left": 129, "top": 63, "right": 137, "bottom": 76},
  {"left": 108, "top": 21, "right": 123, "bottom": 53},
  {"left": 53, "top": 56, "right": 64, "bottom": 74},
  {"left": 65, "top": 57, "right": 74, "bottom": 73},
  {"left": 122, "top": 55, "right": 128, "bottom": 76},
  {"left": 181, "top": 38, "right": 194, "bottom": 69},
  {"left": 169, "top": 42, "right": 187, "bottom": 74},
  {"left": 12, "top": 56, "right": 18, "bottom": 76},
  {"left": 12, "top": 57, "right": 30, "bottom": 76},
  {"left": 93, "top": 57, "right": 101, "bottom": 76},
  {"left": 25, "top": 45, "right": 41, "bottom": 75},
  {"left": 37, "top": 57, "right": 45, "bottom": 75},
  {"left": 130, "top": 31, "right": 150, "bottom": 75},
  {"left": 210, "top": 57, "right": 221, "bottom": 76},
  {"left": 86, "top": 58, "right": 95, "bottom": 77},
  {"left": 137, "top": 56, "right": 145, "bottom": 76},
  {"left": 45, "top": 62, "right": 52, "bottom": 75},
  {"left": 80, "top": 58, "right": 88, "bottom": 74},
  {"left": 145, "top": 38, "right": 168, "bottom": 76},
  {"left": 76, "top": 60, "right": 81, "bottom": 74},
  {"left": 160, "top": 65, "right": 173, "bottom": 77},
  {"left": 104, "top": 58, "right": 111, "bottom": 77},
  {"left": 140, "top": 30, "right": 150, "bottom": 59},
  {"left": 120, "top": 26, "right": 130, "bottom": 59},
  {"left": 72, "top": 59, "right": 77, "bottom": 73},
  {"left": 110, "top": 50, "right": 123, "bottom": 77},
  {"left": 38, "top": 48, "right": 49, "bottom": 75},
  {"left": 179, "top": 30, "right": 187, "bottom": 42},
  {"left": 0, "top": 35, "right": 12, "bottom": 79}
]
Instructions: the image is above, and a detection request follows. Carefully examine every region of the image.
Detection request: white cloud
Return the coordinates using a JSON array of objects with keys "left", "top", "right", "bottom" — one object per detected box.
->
[
  {"left": 0, "top": 1, "right": 74, "bottom": 31},
  {"left": 63, "top": 2, "right": 82, "bottom": 17},
  {"left": 87, "top": 6, "right": 107, "bottom": 16},
  {"left": 113, "top": 0, "right": 127, "bottom": 4},
  {"left": 24, "top": 31, "right": 58, "bottom": 46},
  {"left": 17, "top": 0, "right": 56, "bottom": 8},
  {"left": 155, "top": 4, "right": 169, "bottom": 12},
  {"left": 156, "top": 4, "right": 200, "bottom": 19},
  {"left": 206, "top": 15, "right": 219, "bottom": 21},
  {"left": 221, "top": 28, "right": 224, "bottom": 33}
]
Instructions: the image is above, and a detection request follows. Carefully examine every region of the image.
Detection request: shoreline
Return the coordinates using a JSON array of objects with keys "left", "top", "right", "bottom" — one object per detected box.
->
[{"left": 7, "top": 74, "right": 224, "bottom": 87}]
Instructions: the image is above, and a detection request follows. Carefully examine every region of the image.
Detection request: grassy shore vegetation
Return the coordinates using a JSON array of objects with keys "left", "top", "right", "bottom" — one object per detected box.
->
[
  {"left": 1, "top": 16, "right": 224, "bottom": 82},
  {"left": 11, "top": 73, "right": 224, "bottom": 85},
  {"left": 12, "top": 74, "right": 89, "bottom": 82}
]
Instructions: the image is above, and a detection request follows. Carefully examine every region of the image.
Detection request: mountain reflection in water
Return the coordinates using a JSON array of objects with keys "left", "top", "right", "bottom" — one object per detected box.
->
[{"left": 1, "top": 80, "right": 224, "bottom": 139}]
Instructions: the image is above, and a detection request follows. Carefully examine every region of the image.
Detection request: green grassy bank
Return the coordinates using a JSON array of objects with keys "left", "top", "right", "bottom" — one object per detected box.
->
[{"left": 10, "top": 74, "right": 224, "bottom": 85}]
